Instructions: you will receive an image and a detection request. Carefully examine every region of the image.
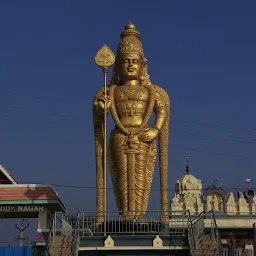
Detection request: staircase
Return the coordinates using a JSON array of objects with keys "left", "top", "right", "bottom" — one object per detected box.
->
[
  {"left": 187, "top": 210, "right": 222, "bottom": 256},
  {"left": 49, "top": 235, "right": 73, "bottom": 256},
  {"left": 47, "top": 212, "right": 80, "bottom": 256},
  {"left": 195, "top": 233, "right": 219, "bottom": 255}
]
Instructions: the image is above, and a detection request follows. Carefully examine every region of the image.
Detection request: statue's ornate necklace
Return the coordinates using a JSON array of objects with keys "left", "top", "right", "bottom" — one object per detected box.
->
[
  {"left": 119, "top": 86, "right": 147, "bottom": 100},
  {"left": 109, "top": 84, "right": 155, "bottom": 136},
  {"left": 118, "top": 86, "right": 146, "bottom": 117}
]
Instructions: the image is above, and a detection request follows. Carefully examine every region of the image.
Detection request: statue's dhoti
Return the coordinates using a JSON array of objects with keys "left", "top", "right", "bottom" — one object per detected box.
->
[{"left": 108, "top": 127, "right": 157, "bottom": 219}]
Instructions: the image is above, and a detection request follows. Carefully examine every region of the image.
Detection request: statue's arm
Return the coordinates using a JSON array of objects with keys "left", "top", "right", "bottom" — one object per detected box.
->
[
  {"left": 153, "top": 91, "right": 168, "bottom": 131},
  {"left": 93, "top": 87, "right": 111, "bottom": 116},
  {"left": 139, "top": 87, "right": 169, "bottom": 142}
]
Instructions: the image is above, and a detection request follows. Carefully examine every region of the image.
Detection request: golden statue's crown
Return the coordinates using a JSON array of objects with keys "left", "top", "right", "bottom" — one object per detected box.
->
[
  {"left": 111, "top": 21, "right": 150, "bottom": 85},
  {"left": 117, "top": 21, "right": 144, "bottom": 58}
]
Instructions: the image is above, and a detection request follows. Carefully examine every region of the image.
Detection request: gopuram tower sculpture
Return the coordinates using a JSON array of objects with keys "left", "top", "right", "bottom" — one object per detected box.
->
[{"left": 93, "top": 21, "right": 170, "bottom": 221}]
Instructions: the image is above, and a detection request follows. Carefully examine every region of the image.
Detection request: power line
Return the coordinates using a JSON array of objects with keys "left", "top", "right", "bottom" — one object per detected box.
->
[
  {"left": 1, "top": 115, "right": 256, "bottom": 160},
  {"left": 181, "top": 146, "right": 256, "bottom": 160},
  {"left": 0, "top": 115, "right": 86, "bottom": 133},
  {"left": 174, "top": 118, "right": 256, "bottom": 135},
  {"left": 22, "top": 181, "right": 255, "bottom": 192},
  {"left": 1, "top": 89, "right": 256, "bottom": 136},
  {"left": 1, "top": 112, "right": 256, "bottom": 146},
  {"left": 1, "top": 99, "right": 256, "bottom": 137},
  {"left": 0, "top": 104, "right": 83, "bottom": 121},
  {"left": 175, "top": 131, "right": 256, "bottom": 145},
  {"left": 0, "top": 89, "right": 83, "bottom": 106}
]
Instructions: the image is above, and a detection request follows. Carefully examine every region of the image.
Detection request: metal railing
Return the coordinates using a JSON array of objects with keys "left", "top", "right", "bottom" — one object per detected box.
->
[
  {"left": 187, "top": 211, "right": 223, "bottom": 256},
  {"left": 57, "top": 213, "right": 73, "bottom": 236},
  {"left": 187, "top": 211, "right": 196, "bottom": 256},
  {"left": 222, "top": 248, "right": 254, "bottom": 256},
  {"left": 209, "top": 210, "right": 222, "bottom": 256},
  {"left": 46, "top": 212, "right": 57, "bottom": 255},
  {"left": 191, "top": 211, "right": 205, "bottom": 239},
  {"left": 47, "top": 212, "right": 77, "bottom": 256},
  {"left": 187, "top": 211, "right": 205, "bottom": 256},
  {"left": 70, "top": 211, "right": 80, "bottom": 256},
  {"left": 76, "top": 210, "right": 189, "bottom": 237}
]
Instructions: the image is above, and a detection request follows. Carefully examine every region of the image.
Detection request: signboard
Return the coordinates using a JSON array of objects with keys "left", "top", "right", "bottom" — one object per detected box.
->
[{"left": 0, "top": 205, "right": 44, "bottom": 212}]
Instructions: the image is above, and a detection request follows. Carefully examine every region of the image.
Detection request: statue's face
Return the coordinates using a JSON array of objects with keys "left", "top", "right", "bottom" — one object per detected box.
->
[{"left": 119, "top": 53, "right": 143, "bottom": 82}]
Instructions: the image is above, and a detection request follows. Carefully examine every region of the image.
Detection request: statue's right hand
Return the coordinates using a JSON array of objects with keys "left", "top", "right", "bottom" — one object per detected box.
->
[{"left": 94, "top": 94, "right": 111, "bottom": 111}]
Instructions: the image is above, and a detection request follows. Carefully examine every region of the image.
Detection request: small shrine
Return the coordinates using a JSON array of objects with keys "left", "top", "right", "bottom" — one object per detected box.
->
[
  {"left": 204, "top": 183, "right": 227, "bottom": 212},
  {"left": 171, "top": 162, "right": 204, "bottom": 215}
]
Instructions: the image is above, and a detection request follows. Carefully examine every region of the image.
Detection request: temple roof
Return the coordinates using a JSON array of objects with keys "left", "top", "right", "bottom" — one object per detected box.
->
[
  {"left": 0, "top": 164, "right": 18, "bottom": 184},
  {"left": 0, "top": 184, "right": 59, "bottom": 200},
  {"left": 0, "top": 164, "right": 66, "bottom": 212}
]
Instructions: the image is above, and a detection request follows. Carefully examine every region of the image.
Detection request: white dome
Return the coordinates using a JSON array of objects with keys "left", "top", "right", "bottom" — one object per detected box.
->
[{"left": 175, "top": 173, "right": 202, "bottom": 195}]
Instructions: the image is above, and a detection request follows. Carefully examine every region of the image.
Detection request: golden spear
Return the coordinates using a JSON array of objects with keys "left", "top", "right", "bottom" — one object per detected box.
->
[{"left": 95, "top": 45, "right": 115, "bottom": 236}]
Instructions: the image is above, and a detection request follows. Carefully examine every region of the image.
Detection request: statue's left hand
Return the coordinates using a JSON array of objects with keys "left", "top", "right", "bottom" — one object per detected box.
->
[{"left": 139, "top": 127, "right": 159, "bottom": 142}]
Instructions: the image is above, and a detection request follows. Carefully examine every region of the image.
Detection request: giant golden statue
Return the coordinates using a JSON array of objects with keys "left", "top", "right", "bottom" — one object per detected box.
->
[{"left": 93, "top": 22, "right": 170, "bottom": 220}]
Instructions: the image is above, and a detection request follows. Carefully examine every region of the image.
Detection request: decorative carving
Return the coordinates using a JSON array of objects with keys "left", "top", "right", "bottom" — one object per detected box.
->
[
  {"left": 104, "top": 235, "right": 114, "bottom": 248},
  {"left": 172, "top": 193, "right": 180, "bottom": 204},
  {"left": 251, "top": 194, "right": 256, "bottom": 214},
  {"left": 205, "top": 185, "right": 227, "bottom": 212},
  {"left": 184, "top": 193, "right": 196, "bottom": 214},
  {"left": 93, "top": 22, "right": 170, "bottom": 220},
  {"left": 171, "top": 194, "right": 183, "bottom": 214},
  {"left": 238, "top": 191, "right": 249, "bottom": 214},
  {"left": 227, "top": 192, "right": 237, "bottom": 214},
  {"left": 153, "top": 235, "right": 163, "bottom": 247},
  {"left": 218, "top": 197, "right": 224, "bottom": 211},
  {"left": 212, "top": 194, "right": 219, "bottom": 211},
  {"left": 206, "top": 193, "right": 225, "bottom": 212},
  {"left": 196, "top": 194, "right": 204, "bottom": 213}
]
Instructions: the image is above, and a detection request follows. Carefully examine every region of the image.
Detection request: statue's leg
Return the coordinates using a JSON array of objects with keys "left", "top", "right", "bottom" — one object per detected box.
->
[
  {"left": 135, "top": 140, "right": 156, "bottom": 218},
  {"left": 143, "top": 140, "right": 157, "bottom": 214},
  {"left": 108, "top": 131, "right": 128, "bottom": 216}
]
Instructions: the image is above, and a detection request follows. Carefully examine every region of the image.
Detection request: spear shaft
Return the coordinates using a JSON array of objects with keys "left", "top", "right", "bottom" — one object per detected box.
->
[
  {"left": 103, "top": 67, "right": 107, "bottom": 236},
  {"left": 95, "top": 45, "right": 115, "bottom": 236}
]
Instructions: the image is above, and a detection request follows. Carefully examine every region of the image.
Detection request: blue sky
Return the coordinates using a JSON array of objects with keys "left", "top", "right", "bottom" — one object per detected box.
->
[{"left": 0, "top": 1, "right": 256, "bottom": 243}]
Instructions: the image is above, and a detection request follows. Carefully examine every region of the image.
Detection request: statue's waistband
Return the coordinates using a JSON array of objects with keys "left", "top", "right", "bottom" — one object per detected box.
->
[{"left": 113, "top": 125, "right": 142, "bottom": 134}]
